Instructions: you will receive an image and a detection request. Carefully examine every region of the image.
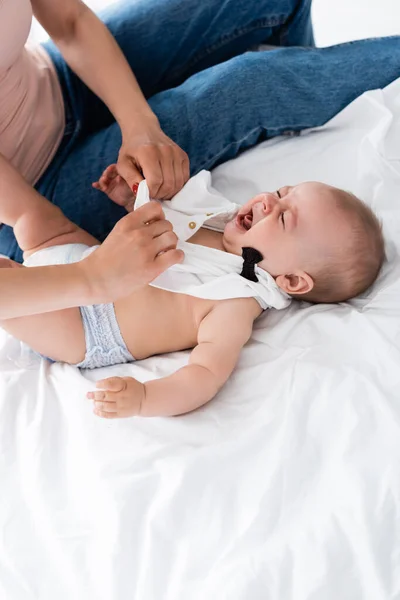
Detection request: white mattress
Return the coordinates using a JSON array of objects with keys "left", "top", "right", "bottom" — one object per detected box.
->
[{"left": 1, "top": 79, "right": 400, "bottom": 600}]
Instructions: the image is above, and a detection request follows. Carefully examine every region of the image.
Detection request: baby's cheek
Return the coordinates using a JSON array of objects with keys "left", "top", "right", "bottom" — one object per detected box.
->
[{"left": 222, "top": 224, "right": 236, "bottom": 250}]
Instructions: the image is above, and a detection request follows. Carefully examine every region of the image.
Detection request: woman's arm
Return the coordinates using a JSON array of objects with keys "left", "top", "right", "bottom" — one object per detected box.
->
[
  {"left": 0, "top": 205, "right": 183, "bottom": 319},
  {"left": 31, "top": 0, "right": 189, "bottom": 198},
  {"left": 32, "top": 0, "right": 153, "bottom": 133},
  {"left": 0, "top": 261, "right": 94, "bottom": 319},
  {"left": 0, "top": 153, "right": 183, "bottom": 318}
]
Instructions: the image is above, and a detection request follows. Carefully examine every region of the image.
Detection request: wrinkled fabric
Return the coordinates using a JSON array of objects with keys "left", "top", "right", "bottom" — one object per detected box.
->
[{"left": 1, "top": 80, "right": 400, "bottom": 600}]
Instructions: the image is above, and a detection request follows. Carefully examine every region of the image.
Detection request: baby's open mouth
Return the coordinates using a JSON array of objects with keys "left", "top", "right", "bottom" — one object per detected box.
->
[{"left": 236, "top": 208, "right": 253, "bottom": 231}]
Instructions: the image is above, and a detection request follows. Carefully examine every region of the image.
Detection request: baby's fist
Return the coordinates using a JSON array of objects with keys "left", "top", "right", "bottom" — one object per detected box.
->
[{"left": 87, "top": 376, "right": 145, "bottom": 418}]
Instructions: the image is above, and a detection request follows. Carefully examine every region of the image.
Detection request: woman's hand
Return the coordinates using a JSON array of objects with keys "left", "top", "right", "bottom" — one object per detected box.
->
[
  {"left": 117, "top": 117, "right": 190, "bottom": 200},
  {"left": 81, "top": 201, "right": 184, "bottom": 304},
  {"left": 34, "top": 1, "right": 190, "bottom": 199}
]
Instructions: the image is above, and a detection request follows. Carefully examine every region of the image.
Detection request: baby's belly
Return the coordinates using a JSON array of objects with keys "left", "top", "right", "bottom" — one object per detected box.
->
[{"left": 114, "top": 285, "right": 214, "bottom": 360}]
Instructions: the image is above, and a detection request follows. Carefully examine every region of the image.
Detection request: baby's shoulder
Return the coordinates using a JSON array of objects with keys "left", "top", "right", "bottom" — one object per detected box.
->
[{"left": 205, "top": 296, "right": 263, "bottom": 321}]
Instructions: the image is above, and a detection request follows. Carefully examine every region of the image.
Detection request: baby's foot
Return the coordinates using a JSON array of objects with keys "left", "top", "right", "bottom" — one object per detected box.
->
[{"left": 92, "top": 164, "right": 136, "bottom": 212}]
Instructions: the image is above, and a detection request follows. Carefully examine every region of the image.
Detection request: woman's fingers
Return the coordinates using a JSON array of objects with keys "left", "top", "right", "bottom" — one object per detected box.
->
[
  {"left": 117, "top": 125, "right": 190, "bottom": 200},
  {"left": 117, "top": 154, "right": 145, "bottom": 194},
  {"left": 181, "top": 151, "right": 191, "bottom": 186},
  {"left": 157, "top": 149, "right": 176, "bottom": 200},
  {"left": 82, "top": 200, "right": 184, "bottom": 302},
  {"left": 137, "top": 217, "right": 179, "bottom": 258},
  {"left": 154, "top": 247, "right": 184, "bottom": 270},
  {"left": 154, "top": 231, "right": 179, "bottom": 255},
  {"left": 145, "top": 217, "right": 173, "bottom": 237},
  {"left": 129, "top": 200, "right": 164, "bottom": 225},
  {"left": 144, "top": 144, "right": 187, "bottom": 199},
  {"left": 171, "top": 145, "right": 189, "bottom": 197}
]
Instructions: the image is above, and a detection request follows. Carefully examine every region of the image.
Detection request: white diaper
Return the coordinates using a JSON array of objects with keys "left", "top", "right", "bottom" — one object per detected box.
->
[{"left": 24, "top": 245, "right": 135, "bottom": 369}]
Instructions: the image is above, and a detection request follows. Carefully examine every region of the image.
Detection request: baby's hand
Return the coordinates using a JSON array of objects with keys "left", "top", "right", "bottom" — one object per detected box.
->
[
  {"left": 87, "top": 376, "right": 145, "bottom": 418},
  {"left": 92, "top": 164, "right": 136, "bottom": 212}
]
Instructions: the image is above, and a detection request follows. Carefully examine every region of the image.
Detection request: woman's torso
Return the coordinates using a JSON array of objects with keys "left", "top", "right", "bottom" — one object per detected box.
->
[{"left": 0, "top": 0, "right": 65, "bottom": 184}]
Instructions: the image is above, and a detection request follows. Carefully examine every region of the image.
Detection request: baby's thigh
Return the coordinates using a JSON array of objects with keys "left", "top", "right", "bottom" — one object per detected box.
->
[
  {"left": 21, "top": 212, "right": 99, "bottom": 259},
  {"left": 0, "top": 307, "right": 85, "bottom": 365}
]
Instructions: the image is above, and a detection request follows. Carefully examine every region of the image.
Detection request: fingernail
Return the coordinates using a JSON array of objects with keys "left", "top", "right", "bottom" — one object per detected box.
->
[{"left": 132, "top": 183, "right": 139, "bottom": 195}]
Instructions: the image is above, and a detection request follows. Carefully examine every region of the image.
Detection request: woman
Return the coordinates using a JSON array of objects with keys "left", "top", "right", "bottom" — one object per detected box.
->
[
  {"left": 0, "top": 0, "right": 317, "bottom": 263},
  {"left": 0, "top": 0, "right": 312, "bottom": 320},
  {"left": 1, "top": 1, "right": 399, "bottom": 292}
]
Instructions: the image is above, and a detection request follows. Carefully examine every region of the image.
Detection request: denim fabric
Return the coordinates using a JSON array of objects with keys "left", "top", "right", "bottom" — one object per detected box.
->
[{"left": 1, "top": 0, "right": 399, "bottom": 261}]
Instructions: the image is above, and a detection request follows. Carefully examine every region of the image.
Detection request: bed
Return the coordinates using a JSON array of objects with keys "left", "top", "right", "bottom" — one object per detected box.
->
[{"left": 0, "top": 78, "right": 399, "bottom": 600}]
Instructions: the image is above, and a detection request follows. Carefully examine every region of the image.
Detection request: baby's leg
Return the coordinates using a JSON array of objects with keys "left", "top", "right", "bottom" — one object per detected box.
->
[
  {"left": 0, "top": 258, "right": 85, "bottom": 363},
  {"left": 0, "top": 164, "right": 95, "bottom": 362},
  {"left": 0, "top": 153, "right": 98, "bottom": 256},
  {"left": 15, "top": 198, "right": 99, "bottom": 259},
  {"left": 1, "top": 306, "right": 85, "bottom": 364}
]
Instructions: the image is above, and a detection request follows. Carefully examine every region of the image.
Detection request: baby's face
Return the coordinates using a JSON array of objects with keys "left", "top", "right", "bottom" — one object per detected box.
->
[{"left": 223, "top": 182, "right": 349, "bottom": 291}]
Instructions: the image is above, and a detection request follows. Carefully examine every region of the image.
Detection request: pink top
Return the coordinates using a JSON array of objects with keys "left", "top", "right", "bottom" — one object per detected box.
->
[{"left": 0, "top": 0, "right": 65, "bottom": 184}]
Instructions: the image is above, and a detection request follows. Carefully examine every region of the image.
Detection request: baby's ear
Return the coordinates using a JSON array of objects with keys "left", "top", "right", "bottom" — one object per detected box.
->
[{"left": 275, "top": 272, "right": 314, "bottom": 296}]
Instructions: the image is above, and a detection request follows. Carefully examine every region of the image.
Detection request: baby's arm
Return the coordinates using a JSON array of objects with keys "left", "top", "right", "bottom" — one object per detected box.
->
[
  {"left": 87, "top": 298, "right": 262, "bottom": 418},
  {"left": 0, "top": 152, "right": 97, "bottom": 256}
]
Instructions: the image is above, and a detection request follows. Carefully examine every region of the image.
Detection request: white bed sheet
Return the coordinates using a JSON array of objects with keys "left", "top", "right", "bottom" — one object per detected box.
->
[{"left": 1, "top": 79, "right": 400, "bottom": 600}]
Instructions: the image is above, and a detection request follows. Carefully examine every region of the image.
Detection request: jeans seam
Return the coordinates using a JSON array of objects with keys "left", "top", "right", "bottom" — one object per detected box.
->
[{"left": 169, "top": 15, "right": 288, "bottom": 82}]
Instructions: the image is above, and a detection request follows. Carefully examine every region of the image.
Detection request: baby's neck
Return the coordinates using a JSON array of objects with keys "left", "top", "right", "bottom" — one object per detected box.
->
[{"left": 187, "top": 226, "right": 226, "bottom": 252}]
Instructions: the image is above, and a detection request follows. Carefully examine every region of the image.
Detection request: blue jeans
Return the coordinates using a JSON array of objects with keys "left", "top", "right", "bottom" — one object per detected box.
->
[{"left": 1, "top": 0, "right": 399, "bottom": 261}]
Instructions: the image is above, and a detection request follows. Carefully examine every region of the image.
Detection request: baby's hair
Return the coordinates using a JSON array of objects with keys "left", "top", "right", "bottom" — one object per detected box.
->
[{"left": 301, "top": 189, "right": 385, "bottom": 303}]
